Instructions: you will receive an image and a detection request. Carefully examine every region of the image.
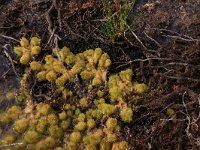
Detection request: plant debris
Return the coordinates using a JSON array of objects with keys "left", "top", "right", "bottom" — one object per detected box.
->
[{"left": 0, "top": 0, "right": 200, "bottom": 149}]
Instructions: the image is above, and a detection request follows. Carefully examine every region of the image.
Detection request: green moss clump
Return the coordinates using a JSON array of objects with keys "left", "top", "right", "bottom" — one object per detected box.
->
[
  {"left": 87, "top": 119, "right": 96, "bottom": 129},
  {"left": 66, "top": 110, "right": 73, "bottom": 117},
  {"left": 14, "top": 118, "right": 29, "bottom": 133},
  {"left": 69, "top": 132, "right": 82, "bottom": 143},
  {"left": 6, "top": 90, "right": 15, "bottom": 101},
  {"left": 92, "top": 77, "right": 102, "bottom": 86},
  {"left": 100, "top": 140, "right": 112, "bottom": 150},
  {"left": 80, "top": 70, "right": 95, "bottom": 80},
  {"left": 119, "top": 69, "right": 133, "bottom": 82},
  {"left": 109, "top": 87, "right": 122, "bottom": 103},
  {"left": 36, "top": 71, "right": 47, "bottom": 81},
  {"left": 97, "top": 90, "right": 104, "bottom": 98},
  {"left": 20, "top": 72, "right": 31, "bottom": 87},
  {"left": 85, "top": 144, "right": 97, "bottom": 150},
  {"left": 17, "top": 90, "right": 26, "bottom": 102},
  {"left": 45, "top": 136, "right": 56, "bottom": 148},
  {"left": 14, "top": 46, "right": 23, "bottom": 56},
  {"left": 45, "top": 55, "right": 54, "bottom": 64},
  {"left": 36, "top": 140, "right": 47, "bottom": 150},
  {"left": 98, "top": 103, "right": 115, "bottom": 116},
  {"left": 31, "top": 46, "right": 41, "bottom": 55},
  {"left": 55, "top": 147, "right": 64, "bottom": 150},
  {"left": 74, "top": 121, "right": 87, "bottom": 131},
  {"left": 0, "top": 113, "right": 11, "bottom": 124},
  {"left": 66, "top": 142, "right": 77, "bottom": 150},
  {"left": 77, "top": 113, "right": 86, "bottom": 122},
  {"left": 30, "top": 37, "right": 41, "bottom": 46},
  {"left": 98, "top": 53, "right": 110, "bottom": 68},
  {"left": 24, "top": 130, "right": 40, "bottom": 144},
  {"left": 20, "top": 52, "right": 31, "bottom": 65},
  {"left": 83, "top": 129, "right": 104, "bottom": 145},
  {"left": 79, "top": 98, "right": 89, "bottom": 108},
  {"left": 6, "top": 38, "right": 153, "bottom": 149},
  {"left": 65, "top": 54, "right": 76, "bottom": 65},
  {"left": 74, "top": 108, "right": 81, "bottom": 116},
  {"left": 59, "top": 46, "right": 70, "bottom": 61},
  {"left": 7, "top": 105, "right": 21, "bottom": 120},
  {"left": 53, "top": 61, "right": 66, "bottom": 74},
  {"left": 30, "top": 61, "right": 42, "bottom": 71},
  {"left": 37, "top": 103, "right": 51, "bottom": 116},
  {"left": 59, "top": 111, "right": 67, "bottom": 120},
  {"left": 0, "top": 134, "right": 16, "bottom": 145},
  {"left": 14, "top": 37, "right": 42, "bottom": 66},
  {"left": 166, "top": 108, "right": 176, "bottom": 122},
  {"left": 46, "top": 71, "right": 57, "bottom": 82},
  {"left": 105, "top": 133, "right": 117, "bottom": 143},
  {"left": 47, "top": 113, "right": 58, "bottom": 125},
  {"left": 55, "top": 75, "right": 68, "bottom": 87},
  {"left": 71, "top": 61, "right": 85, "bottom": 75},
  {"left": 36, "top": 117, "right": 47, "bottom": 133},
  {"left": 118, "top": 141, "right": 129, "bottom": 150},
  {"left": 20, "top": 37, "right": 29, "bottom": 48},
  {"left": 48, "top": 125, "right": 63, "bottom": 139},
  {"left": 60, "top": 119, "right": 71, "bottom": 130},
  {"left": 106, "top": 118, "right": 118, "bottom": 131},
  {"left": 119, "top": 107, "right": 133, "bottom": 123},
  {"left": 91, "top": 109, "right": 103, "bottom": 119},
  {"left": 93, "top": 48, "right": 102, "bottom": 63},
  {"left": 133, "top": 83, "right": 149, "bottom": 93}
]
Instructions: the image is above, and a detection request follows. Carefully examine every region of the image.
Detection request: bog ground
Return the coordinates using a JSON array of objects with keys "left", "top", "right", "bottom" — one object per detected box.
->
[{"left": 0, "top": 0, "right": 200, "bottom": 149}]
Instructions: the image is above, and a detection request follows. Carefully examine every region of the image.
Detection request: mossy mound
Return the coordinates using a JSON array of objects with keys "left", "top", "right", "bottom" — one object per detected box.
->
[{"left": 0, "top": 37, "right": 149, "bottom": 150}]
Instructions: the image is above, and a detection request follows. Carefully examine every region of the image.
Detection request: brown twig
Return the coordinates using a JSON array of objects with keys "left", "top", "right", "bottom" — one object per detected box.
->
[
  {"left": 144, "top": 31, "right": 161, "bottom": 48},
  {"left": 30, "top": 0, "right": 50, "bottom": 5},
  {"left": 125, "top": 25, "right": 157, "bottom": 53},
  {"left": 0, "top": 69, "right": 11, "bottom": 78},
  {"left": 148, "top": 27, "right": 199, "bottom": 42},
  {"left": 64, "top": 23, "right": 88, "bottom": 41},
  {"left": 54, "top": 34, "right": 61, "bottom": 61},
  {"left": 112, "top": 57, "right": 176, "bottom": 70},
  {"left": 2, "top": 44, "right": 19, "bottom": 79},
  {"left": 0, "top": 143, "right": 23, "bottom": 148},
  {"left": 0, "top": 34, "right": 20, "bottom": 42},
  {"left": 163, "top": 35, "right": 199, "bottom": 42},
  {"left": 52, "top": 0, "right": 62, "bottom": 30},
  {"left": 44, "top": 28, "right": 56, "bottom": 49},
  {"left": 45, "top": 0, "right": 62, "bottom": 61},
  {"left": 45, "top": 0, "right": 54, "bottom": 34},
  {"left": 160, "top": 72, "right": 200, "bottom": 83}
]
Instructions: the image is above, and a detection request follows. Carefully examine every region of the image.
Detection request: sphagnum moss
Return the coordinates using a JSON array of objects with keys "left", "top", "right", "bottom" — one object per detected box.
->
[
  {"left": 69, "top": 132, "right": 82, "bottom": 143},
  {"left": 7, "top": 105, "right": 21, "bottom": 120},
  {"left": 36, "top": 140, "right": 47, "bottom": 150},
  {"left": 6, "top": 90, "right": 15, "bottom": 101},
  {"left": 119, "top": 107, "right": 133, "bottom": 123},
  {"left": 59, "top": 111, "right": 67, "bottom": 120},
  {"left": 24, "top": 130, "right": 40, "bottom": 144},
  {"left": 87, "top": 119, "right": 96, "bottom": 129},
  {"left": 47, "top": 113, "right": 58, "bottom": 125},
  {"left": 0, "top": 37, "right": 151, "bottom": 149},
  {"left": 36, "top": 117, "right": 47, "bottom": 134},
  {"left": 0, "top": 134, "right": 16, "bottom": 145},
  {"left": 13, "top": 118, "right": 29, "bottom": 133},
  {"left": 106, "top": 118, "right": 118, "bottom": 131},
  {"left": 44, "top": 136, "right": 56, "bottom": 148},
  {"left": 74, "top": 121, "right": 87, "bottom": 131},
  {"left": 48, "top": 125, "right": 63, "bottom": 139}
]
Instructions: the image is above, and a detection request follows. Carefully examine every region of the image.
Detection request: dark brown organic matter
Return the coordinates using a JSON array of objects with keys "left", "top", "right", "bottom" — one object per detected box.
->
[{"left": 0, "top": 0, "right": 200, "bottom": 149}]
